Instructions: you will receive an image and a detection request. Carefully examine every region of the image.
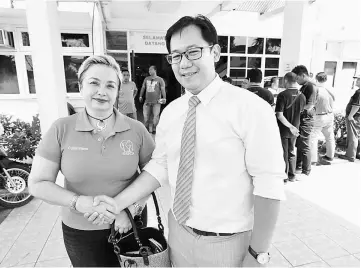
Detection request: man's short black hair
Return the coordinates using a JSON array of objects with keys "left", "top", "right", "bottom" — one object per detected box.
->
[
  {"left": 271, "top": 77, "right": 279, "bottom": 84},
  {"left": 247, "top": 68, "right": 263, "bottom": 83},
  {"left": 292, "top": 65, "right": 309, "bottom": 76},
  {"left": 284, "top": 72, "right": 298, "bottom": 83},
  {"left": 149, "top": 65, "right": 157, "bottom": 72},
  {"left": 165, "top": 14, "right": 218, "bottom": 53},
  {"left": 122, "top": 69, "right": 129, "bottom": 74},
  {"left": 315, "top": 72, "right": 327, "bottom": 83}
]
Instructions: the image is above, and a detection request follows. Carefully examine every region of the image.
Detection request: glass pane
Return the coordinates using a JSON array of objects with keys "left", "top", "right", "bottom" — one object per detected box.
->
[
  {"left": 324, "top": 61, "right": 337, "bottom": 87},
  {"left": 22, "top": 32, "right": 30, "bottom": 46},
  {"left": 230, "top": 57, "right": 246, "bottom": 68},
  {"left": 265, "top": 58, "right": 280, "bottom": 69},
  {"left": 63, "top": 56, "right": 89, "bottom": 93},
  {"left": 247, "top": 37, "right": 264, "bottom": 54},
  {"left": 230, "top": 69, "right": 246, "bottom": 79},
  {"left": 266, "top": 38, "right": 281, "bottom": 55},
  {"left": 107, "top": 53, "right": 128, "bottom": 71},
  {"left": 230, "top": 36, "right": 246, "bottom": 53},
  {"left": 61, "top": 33, "right": 89, "bottom": 47},
  {"left": 106, "top": 31, "right": 127, "bottom": 50},
  {"left": 218, "top": 36, "right": 228, "bottom": 53},
  {"left": 25, "top": 55, "right": 36, "bottom": 94},
  {"left": 326, "top": 41, "right": 342, "bottom": 58},
  {"left": 0, "top": 55, "right": 19, "bottom": 94},
  {"left": 265, "top": 69, "right": 279, "bottom": 77},
  {"left": 248, "top": 57, "right": 262, "bottom": 68},
  {"left": 215, "top": 56, "right": 228, "bottom": 78}
]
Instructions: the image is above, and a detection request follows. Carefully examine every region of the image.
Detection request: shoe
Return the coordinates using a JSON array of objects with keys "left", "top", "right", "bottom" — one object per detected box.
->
[
  {"left": 152, "top": 130, "right": 156, "bottom": 134},
  {"left": 288, "top": 177, "right": 296, "bottom": 182},
  {"left": 284, "top": 179, "right": 288, "bottom": 184},
  {"left": 295, "top": 173, "right": 308, "bottom": 181},
  {"left": 322, "top": 156, "right": 334, "bottom": 161},
  {"left": 318, "top": 158, "right": 331, "bottom": 165},
  {"left": 356, "top": 154, "right": 360, "bottom": 160},
  {"left": 338, "top": 154, "right": 355, "bottom": 162}
]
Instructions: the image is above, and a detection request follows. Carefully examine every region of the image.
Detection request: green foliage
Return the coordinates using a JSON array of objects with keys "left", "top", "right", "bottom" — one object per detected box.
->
[
  {"left": 0, "top": 114, "right": 41, "bottom": 160},
  {"left": 333, "top": 112, "right": 347, "bottom": 147}
]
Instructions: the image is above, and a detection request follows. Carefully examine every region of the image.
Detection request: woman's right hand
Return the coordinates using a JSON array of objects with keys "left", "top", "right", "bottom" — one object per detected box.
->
[
  {"left": 114, "top": 210, "right": 132, "bottom": 234},
  {"left": 76, "top": 195, "right": 117, "bottom": 222}
]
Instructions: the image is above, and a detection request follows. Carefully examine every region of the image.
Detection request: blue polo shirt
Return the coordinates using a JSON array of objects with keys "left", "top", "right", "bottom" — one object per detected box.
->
[{"left": 36, "top": 108, "right": 155, "bottom": 230}]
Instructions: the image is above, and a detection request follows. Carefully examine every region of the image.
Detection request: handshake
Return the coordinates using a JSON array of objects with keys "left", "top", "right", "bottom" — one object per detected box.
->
[{"left": 75, "top": 195, "right": 132, "bottom": 233}]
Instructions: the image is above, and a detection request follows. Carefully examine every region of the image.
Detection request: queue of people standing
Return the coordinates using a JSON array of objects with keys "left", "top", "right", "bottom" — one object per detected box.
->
[{"left": 28, "top": 12, "right": 359, "bottom": 268}]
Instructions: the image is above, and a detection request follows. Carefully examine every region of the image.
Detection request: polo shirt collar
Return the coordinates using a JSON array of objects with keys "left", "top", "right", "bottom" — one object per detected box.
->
[
  {"left": 184, "top": 74, "right": 222, "bottom": 106},
  {"left": 75, "top": 108, "right": 130, "bottom": 133}
]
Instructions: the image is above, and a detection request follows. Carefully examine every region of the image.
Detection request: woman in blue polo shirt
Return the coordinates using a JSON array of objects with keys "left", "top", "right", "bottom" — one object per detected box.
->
[{"left": 29, "top": 55, "right": 155, "bottom": 267}]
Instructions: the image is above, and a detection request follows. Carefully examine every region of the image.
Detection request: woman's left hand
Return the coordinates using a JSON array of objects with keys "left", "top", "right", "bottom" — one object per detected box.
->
[{"left": 114, "top": 210, "right": 132, "bottom": 234}]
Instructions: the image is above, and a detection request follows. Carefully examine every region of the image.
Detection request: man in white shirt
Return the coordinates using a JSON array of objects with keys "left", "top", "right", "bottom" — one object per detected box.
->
[{"left": 90, "top": 15, "right": 286, "bottom": 267}]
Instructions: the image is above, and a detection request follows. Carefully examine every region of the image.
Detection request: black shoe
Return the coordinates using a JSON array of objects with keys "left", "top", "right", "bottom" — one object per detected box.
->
[
  {"left": 152, "top": 130, "right": 156, "bottom": 134},
  {"left": 318, "top": 158, "right": 331, "bottom": 165},
  {"left": 338, "top": 154, "right": 355, "bottom": 162},
  {"left": 322, "top": 156, "right": 334, "bottom": 161},
  {"left": 288, "top": 177, "right": 296, "bottom": 182},
  {"left": 356, "top": 154, "right": 360, "bottom": 160}
]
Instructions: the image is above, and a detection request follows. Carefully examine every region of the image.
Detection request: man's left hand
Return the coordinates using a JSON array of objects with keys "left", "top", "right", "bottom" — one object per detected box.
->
[{"left": 241, "top": 252, "right": 264, "bottom": 267}]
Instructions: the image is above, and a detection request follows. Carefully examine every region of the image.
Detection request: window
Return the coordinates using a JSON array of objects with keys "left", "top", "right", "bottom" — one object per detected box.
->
[
  {"left": 230, "top": 36, "right": 246, "bottom": 54},
  {"left": 230, "top": 57, "right": 246, "bottom": 68},
  {"left": 106, "top": 31, "right": 127, "bottom": 50},
  {"left": 107, "top": 53, "right": 128, "bottom": 71},
  {"left": 0, "top": 55, "right": 19, "bottom": 94},
  {"left": 230, "top": 69, "right": 246, "bottom": 79},
  {"left": 247, "top": 37, "right": 264, "bottom": 54},
  {"left": 264, "top": 70, "right": 279, "bottom": 77},
  {"left": 265, "top": 58, "right": 279, "bottom": 78},
  {"left": 324, "top": 61, "right": 337, "bottom": 87},
  {"left": 25, "top": 55, "right": 36, "bottom": 94},
  {"left": 215, "top": 56, "right": 228, "bottom": 78},
  {"left": 218, "top": 36, "right": 228, "bottom": 53},
  {"left": 265, "top": 38, "right": 281, "bottom": 55},
  {"left": 248, "top": 57, "right": 262, "bottom": 68},
  {"left": 63, "top": 56, "right": 89, "bottom": 93},
  {"left": 21, "top": 32, "right": 30, "bottom": 46},
  {"left": 61, "top": 33, "right": 89, "bottom": 47}
]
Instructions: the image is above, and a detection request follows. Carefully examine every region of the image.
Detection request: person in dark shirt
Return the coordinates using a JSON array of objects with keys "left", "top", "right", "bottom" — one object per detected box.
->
[
  {"left": 247, "top": 68, "right": 274, "bottom": 106},
  {"left": 339, "top": 76, "right": 360, "bottom": 162},
  {"left": 67, "top": 102, "right": 76, "bottom": 115},
  {"left": 276, "top": 72, "right": 306, "bottom": 183},
  {"left": 292, "top": 65, "right": 318, "bottom": 180}
]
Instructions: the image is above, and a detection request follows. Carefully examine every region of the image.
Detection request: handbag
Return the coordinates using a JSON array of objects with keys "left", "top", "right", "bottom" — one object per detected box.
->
[{"left": 108, "top": 192, "right": 171, "bottom": 267}]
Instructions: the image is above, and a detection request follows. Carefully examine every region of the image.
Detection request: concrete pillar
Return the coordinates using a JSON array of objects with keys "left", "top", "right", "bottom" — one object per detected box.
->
[
  {"left": 25, "top": 0, "right": 68, "bottom": 134},
  {"left": 279, "top": 1, "right": 318, "bottom": 75},
  {"left": 90, "top": 2, "right": 106, "bottom": 55}
]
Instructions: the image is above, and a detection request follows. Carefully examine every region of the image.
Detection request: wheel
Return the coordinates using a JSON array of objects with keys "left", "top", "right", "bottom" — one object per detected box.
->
[{"left": 0, "top": 162, "right": 33, "bottom": 208}]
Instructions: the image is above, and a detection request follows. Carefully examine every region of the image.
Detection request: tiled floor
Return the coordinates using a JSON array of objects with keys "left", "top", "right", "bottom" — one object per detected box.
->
[{"left": 0, "top": 160, "right": 359, "bottom": 267}]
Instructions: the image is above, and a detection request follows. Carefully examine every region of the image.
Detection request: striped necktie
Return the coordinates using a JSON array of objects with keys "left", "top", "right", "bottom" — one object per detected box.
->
[{"left": 173, "top": 96, "right": 201, "bottom": 225}]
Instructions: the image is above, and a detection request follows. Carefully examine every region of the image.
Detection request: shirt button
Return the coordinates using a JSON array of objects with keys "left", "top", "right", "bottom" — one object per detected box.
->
[
  {"left": 98, "top": 137, "right": 103, "bottom": 142},
  {"left": 102, "top": 146, "right": 106, "bottom": 150}
]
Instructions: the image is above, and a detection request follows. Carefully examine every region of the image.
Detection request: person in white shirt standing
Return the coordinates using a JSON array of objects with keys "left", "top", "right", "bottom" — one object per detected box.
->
[
  {"left": 88, "top": 15, "right": 286, "bottom": 267},
  {"left": 310, "top": 72, "right": 336, "bottom": 165},
  {"left": 116, "top": 69, "right": 138, "bottom": 119}
]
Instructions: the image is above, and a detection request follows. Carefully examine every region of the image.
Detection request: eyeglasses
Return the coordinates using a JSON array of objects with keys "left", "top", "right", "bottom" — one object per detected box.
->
[{"left": 165, "top": 45, "right": 213, "bottom": 64}]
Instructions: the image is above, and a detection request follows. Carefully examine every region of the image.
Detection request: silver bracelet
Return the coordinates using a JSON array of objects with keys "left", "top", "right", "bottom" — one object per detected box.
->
[{"left": 69, "top": 194, "right": 80, "bottom": 211}]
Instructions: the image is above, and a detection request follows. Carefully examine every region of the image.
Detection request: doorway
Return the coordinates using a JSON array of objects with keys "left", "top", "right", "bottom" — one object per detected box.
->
[{"left": 131, "top": 53, "right": 182, "bottom": 122}]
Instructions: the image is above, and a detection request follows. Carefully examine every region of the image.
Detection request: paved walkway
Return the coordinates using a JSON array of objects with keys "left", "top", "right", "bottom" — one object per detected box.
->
[{"left": 0, "top": 159, "right": 359, "bottom": 267}]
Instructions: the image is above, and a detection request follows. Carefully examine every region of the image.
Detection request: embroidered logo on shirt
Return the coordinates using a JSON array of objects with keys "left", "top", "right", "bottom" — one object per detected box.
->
[
  {"left": 120, "top": 140, "right": 134, "bottom": 155},
  {"left": 67, "top": 146, "right": 89, "bottom": 151}
]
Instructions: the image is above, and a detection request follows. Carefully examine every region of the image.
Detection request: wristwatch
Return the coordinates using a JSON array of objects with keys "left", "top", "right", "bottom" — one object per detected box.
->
[
  {"left": 248, "top": 246, "right": 270, "bottom": 264},
  {"left": 133, "top": 202, "right": 143, "bottom": 216},
  {"left": 69, "top": 194, "right": 80, "bottom": 211}
]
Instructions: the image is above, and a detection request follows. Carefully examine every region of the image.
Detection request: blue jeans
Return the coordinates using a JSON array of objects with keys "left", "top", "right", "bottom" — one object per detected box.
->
[
  {"left": 346, "top": 116, "right": 360, "bottom": 159},
  {"left": 296, "top": 112, "right": 314, "bottom": 175},
  {"left": 281, "top": 136, "right": 297, "bottom": 180},
  {"left": 143, "top": 103, "right": 161, "bottom": 130}
]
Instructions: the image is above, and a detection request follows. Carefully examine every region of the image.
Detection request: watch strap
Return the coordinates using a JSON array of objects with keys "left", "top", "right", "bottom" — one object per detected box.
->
[{"left": 248, "top": 245, "right": 259, "bottom": 259}]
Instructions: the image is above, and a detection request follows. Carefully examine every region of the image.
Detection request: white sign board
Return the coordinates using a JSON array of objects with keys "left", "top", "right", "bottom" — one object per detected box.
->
[{"left": 129, "top": 31, "right": 167, "bottom": 54}]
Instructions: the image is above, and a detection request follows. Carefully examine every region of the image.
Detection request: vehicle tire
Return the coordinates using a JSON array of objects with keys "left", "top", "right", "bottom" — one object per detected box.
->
[{"left": 0, "top": 162, "right": 33, "bottom": 208}]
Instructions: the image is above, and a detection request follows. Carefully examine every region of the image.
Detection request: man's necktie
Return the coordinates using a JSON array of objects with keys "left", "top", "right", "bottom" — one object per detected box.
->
[{"left": 173, "top": 96, "right": 201, "bottom": 225}]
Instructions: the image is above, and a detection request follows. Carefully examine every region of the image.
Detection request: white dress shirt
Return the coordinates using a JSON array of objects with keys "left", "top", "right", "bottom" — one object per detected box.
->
[{"left": 144, "top": 75, "right": 286, "bottom": 233}]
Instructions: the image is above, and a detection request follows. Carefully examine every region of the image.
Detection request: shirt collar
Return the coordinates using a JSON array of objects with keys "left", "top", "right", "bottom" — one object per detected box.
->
[
  {"left": 184, "top": 74, "right": 222, "bottom": 106},
  {"left": 75, "top": 108, "right": 130, "bottom": 133},
  {"left": 248, "top": 83, "right": 262, "bottom": 88}
]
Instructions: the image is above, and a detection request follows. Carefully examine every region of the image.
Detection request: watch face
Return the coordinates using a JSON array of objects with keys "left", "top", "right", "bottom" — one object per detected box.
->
[{"left": 257, "top": 253, "right": 270, "bottom": 264}]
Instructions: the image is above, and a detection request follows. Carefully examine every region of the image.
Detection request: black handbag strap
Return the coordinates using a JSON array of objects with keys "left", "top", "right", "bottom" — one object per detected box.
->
[{"left": 110, "top": 192, "right": 164, "bottom": 241}]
